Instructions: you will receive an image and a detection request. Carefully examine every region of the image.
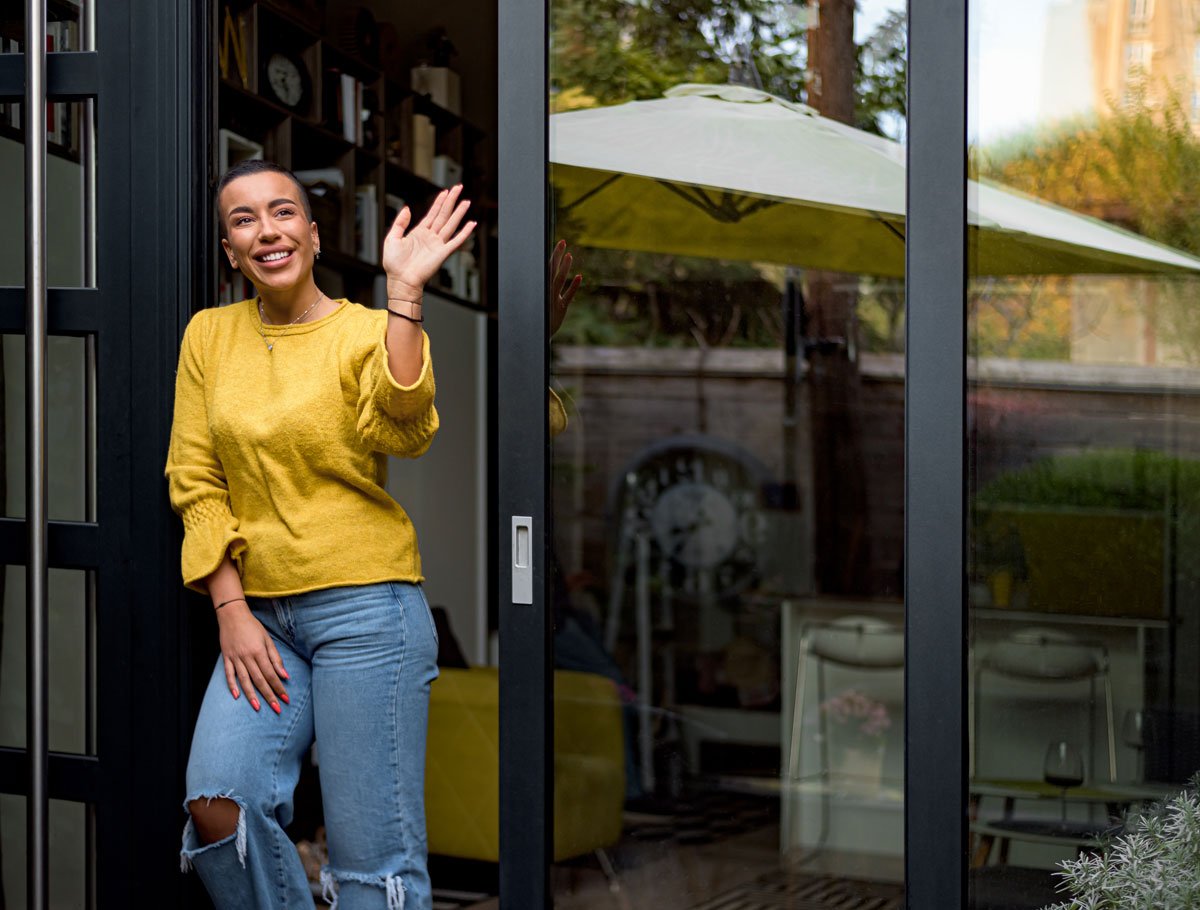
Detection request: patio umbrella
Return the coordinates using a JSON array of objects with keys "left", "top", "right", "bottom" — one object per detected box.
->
[{"left": 550, "top": 83, "right": 1200, "bottom": 277}]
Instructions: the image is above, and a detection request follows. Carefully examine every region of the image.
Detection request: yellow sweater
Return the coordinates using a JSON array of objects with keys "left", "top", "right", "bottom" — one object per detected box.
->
[{"left": 165, "top": 298, "right": 438, "bottom": 597}]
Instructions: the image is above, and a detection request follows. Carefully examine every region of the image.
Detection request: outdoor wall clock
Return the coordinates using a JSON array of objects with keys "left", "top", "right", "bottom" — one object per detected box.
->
[
  {"left": 609, "top": 434, "right": 771, "bottom": 601},
  {"left": 263, "top": 50, "right": 311, "bottom": 113}
]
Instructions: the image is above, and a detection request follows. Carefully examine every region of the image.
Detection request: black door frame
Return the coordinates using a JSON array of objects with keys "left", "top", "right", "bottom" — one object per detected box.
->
[
  {"left": 495, "top": 0, "right": 969, "bottom": 907},
  {"left": 904, "top": 0, "right": 968, "bottom": 906},
  {"left": 1, "top": 0, "right": 210, "bottom": 904}
]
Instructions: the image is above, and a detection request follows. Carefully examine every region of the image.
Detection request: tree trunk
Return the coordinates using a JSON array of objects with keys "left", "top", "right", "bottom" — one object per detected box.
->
[{"left": 806, "top": 0, "right": 872, "bottom": 595}]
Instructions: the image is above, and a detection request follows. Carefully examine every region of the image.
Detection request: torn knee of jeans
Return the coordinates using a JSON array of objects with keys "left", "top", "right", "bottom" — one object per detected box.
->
[
  {"left": 320, "top": 866, "right": 407, "bottom": 910},
  {"left": 179, "top": 790, "right": 248, "bottom": 873}
]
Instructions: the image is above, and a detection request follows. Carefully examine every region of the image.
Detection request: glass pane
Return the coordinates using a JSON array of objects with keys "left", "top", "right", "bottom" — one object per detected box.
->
[
  {"left": 968, "top": 1, "right": 1200, "bottom": 904},
  {"left": 0, "top": 101, "right": 97, "bottom": 289},
  {"left": 0, "top": 2, "right": 95, "bottom": 53},
  {"left": 548, "top": 1, "right": 906, "bottom": 902},
  {"left": 49, "top": 2, "right": 91, "bottom": 53},
  {"left": 0, "top": 567, "right": 95, "bottom": 754},
  {"left": 0, "top": 5, "right": 20, "bottom": 53},
  {"left": 1, "top": 333, "right": 93, "bottom": 522},
  {"left": 0, "top": 797, "right": 90, "bottom": 910}
]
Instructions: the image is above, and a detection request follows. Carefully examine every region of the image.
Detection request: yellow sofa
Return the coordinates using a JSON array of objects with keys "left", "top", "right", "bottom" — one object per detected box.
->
[{"left": 424, "top": 667, "right": 626, "bottom": 862}]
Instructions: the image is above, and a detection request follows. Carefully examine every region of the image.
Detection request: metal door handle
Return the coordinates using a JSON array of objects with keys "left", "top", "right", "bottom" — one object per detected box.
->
[
  {"left": 512, "top": 515, "right": 532, "bottom": 604},
  {"left": 24, "top": 2, "right": 50, "bottom": 908}
]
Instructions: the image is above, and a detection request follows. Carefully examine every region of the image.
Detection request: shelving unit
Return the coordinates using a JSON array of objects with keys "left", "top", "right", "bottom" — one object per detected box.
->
[
  {"left": 215, "top": 0, "right": 489, "bottom": 310},
  {"left": 0, "top": 0, "right": 88, "bottom": 161}
]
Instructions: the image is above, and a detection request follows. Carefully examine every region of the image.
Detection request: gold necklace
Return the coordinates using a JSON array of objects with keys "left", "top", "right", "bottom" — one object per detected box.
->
[{"left": 256, "top": 291, "right": 324, "bottom": 352}]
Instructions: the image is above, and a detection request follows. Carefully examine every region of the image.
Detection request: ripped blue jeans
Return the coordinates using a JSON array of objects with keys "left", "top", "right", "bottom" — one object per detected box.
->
[{"left": 180, "top": 582, "right": 440, "bottom": 910}]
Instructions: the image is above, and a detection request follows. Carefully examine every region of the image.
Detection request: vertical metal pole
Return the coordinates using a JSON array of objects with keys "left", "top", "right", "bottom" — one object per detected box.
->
[
  {"left": 905, "top": 0, "right": 968, "bottom": 907},
  {"left": 24, "top": 1, "right": 50, "bottom": 908},
  {"left": 81, "top": 2, "right": 98, "bottom": 904}
]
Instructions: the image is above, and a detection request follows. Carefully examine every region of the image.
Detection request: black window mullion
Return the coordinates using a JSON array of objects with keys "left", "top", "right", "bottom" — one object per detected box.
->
[
  {"left": 904, "top": 0, "right": 968, "bottom": 907},
  {"left": 497, "top": 0, "right": 552, "bottom": 903},
  {"left": 0, "top": 749, "right": 99, "bottom": 803},
  {"left": 0, "top": 52, "right": 101, "bottom": 101}
]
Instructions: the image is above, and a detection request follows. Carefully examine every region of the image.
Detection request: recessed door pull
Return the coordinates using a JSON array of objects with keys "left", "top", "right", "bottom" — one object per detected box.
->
[{"left": 512, "top": 515, "right": 533, "bottom": 605}]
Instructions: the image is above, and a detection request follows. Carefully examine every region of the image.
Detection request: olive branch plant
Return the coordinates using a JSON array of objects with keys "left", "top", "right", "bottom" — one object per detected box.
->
[{"left": 1044, "top": 775, "right": 1200, "bottom": 910}]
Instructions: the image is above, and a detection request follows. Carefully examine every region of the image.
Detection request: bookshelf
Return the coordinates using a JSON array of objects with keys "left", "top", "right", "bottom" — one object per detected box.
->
[
  {"left": 0, "top": 1, "right": 89, "bottom": 161},
  {"left": 215, "top": 0, "right": 489, "bottom": 311}
]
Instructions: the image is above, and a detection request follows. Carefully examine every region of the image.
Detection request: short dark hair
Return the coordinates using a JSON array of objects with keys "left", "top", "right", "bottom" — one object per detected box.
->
[{"left": 215, "top": 159, "right": 313, "bottom": 237}]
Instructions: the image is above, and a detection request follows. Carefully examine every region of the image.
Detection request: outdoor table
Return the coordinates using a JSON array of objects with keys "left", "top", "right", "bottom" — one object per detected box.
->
[{"left": 969, "top": 778, "right": 1172, "bottom": 866}]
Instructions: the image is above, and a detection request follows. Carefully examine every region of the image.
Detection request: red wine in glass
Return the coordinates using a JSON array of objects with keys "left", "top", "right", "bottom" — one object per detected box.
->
[{"left": 1044, "top": 742, "right": 1084, "bottom": 823}]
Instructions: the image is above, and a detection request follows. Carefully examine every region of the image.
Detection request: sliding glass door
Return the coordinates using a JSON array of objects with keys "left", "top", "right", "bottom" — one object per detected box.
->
[{"left": 501, "top": 0, "right": 916, "bottom": 904}]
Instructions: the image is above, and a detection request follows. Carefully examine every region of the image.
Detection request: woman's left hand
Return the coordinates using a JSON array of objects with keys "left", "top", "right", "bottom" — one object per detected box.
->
[{"left": 383, "top": 185, "right": 476, "bottom": 295}]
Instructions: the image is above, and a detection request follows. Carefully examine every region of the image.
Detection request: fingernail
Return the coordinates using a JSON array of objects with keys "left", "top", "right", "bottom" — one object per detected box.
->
[
  {"left": 251, "top": 698, "right": 260, "bottom": 712},
  {"left": 280, "top": 692, "right": 290, "bottom": 704},
  {"left": 232, "top": 689, "right": 240, "bottom": 700},
  {"left": 281, "top": 668, "right": 290, "bottom": 680},
  {"left": 271, "top": 701, "right": 281, "bottom": 715}
]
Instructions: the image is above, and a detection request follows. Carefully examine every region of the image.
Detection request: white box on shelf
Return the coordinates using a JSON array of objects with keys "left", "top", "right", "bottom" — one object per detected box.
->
[
  {"left": 431, "top": 155, "right": 463, "bottom": 189},
  {"left": 410, "top": 65, "right": 460, "bottom": 114},
  {"left": 218, "top": 129, "right": 263, "bottom": 175}
]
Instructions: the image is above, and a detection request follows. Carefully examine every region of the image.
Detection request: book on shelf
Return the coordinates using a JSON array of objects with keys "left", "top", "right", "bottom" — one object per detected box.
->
[
  {"left": 327, "top": 71, "right": 365, "bottom": 146},
  {"left": 355, "top": 184, "right": 378, "bottom": 264},
  {"left": 218, "top": 268, "right": 250, "bottom": 306},
  {"left": 294, "top": 168, "right": 346, "bottom": 248},
  {"left": 46, "top": 22, "right": 81, "bottom": 153}
]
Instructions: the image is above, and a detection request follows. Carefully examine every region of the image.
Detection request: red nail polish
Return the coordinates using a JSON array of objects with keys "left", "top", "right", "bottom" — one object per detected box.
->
[
  {"left": 271, "top": 702, "right": 281, "bottom": 715},
  {"left": 251, "top": 698, "right": 260, "bottom": 711},
  {"left": 280, "top": 692, "right": 290, "bottom": 704},
  {"left": 232, "top": 689, "right": 240, "bottom": 700},
  {"left": 281, "top": 669, "right": 290, "bottom": 680}
]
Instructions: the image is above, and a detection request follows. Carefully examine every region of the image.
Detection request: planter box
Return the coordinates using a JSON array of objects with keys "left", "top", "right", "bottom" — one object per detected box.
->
[{"left": 979, "top": 506, "right": 1165, "bottom": 618}]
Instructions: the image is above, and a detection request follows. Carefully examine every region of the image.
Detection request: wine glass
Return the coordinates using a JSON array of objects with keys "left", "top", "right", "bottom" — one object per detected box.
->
[{"left": 1044, "top": 741, "right": 1084, "bottom": 824}]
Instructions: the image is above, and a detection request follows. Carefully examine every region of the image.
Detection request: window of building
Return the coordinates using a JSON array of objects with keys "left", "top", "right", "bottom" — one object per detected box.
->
[{"left": 1126, "top": 40, "right": 1153, "bottom": 73}]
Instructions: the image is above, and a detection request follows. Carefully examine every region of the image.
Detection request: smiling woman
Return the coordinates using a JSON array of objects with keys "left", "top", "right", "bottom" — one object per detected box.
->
[{"left": 168, "top": 158, "right": 476, "bottom": 909}]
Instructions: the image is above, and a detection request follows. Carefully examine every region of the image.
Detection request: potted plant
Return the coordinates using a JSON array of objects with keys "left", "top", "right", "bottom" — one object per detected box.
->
[
  {"left": 1045, "top": 777, "right": 1200, "bottom": 909},
  {"left": 819, "top": 688, "right": 892, "bottom": 791}
]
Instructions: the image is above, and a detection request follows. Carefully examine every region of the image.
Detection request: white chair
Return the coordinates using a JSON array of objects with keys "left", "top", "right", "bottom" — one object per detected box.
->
[
  {"left": 971, "top": 628, "right": 1117, "bottom": 783},
  {"left": 785, "top": 616, "right": 904, "bottom": 848}
]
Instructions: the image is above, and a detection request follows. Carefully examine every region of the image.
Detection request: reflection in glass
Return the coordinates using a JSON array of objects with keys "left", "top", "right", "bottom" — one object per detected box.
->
[
  {"left": 0, "top": 796, "right": 89, "bottom": 910},
  {"left": 0, "top": 567, "right": 94, "bottom": 754},
  {"left": 1, "top": 334, "right": 91, "bottom": 522},
  {"left": 0, "top": 101, "right": 95, "bottom": 289},
  {"left": 548, "top": 1, "right": 906, "bottom": 902},
  {"left": 968, "top": 0, "right": 1200, "bottom": 901}
]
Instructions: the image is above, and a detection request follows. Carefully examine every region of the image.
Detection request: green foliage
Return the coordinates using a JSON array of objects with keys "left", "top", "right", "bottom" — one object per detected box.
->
[
  {"left": 550, "top": 0, "right": 906, "bottom": 131},
  {"left": 550, "top": 0, "right": 807, "bottom": 109},
  {"left": 854, "top": 10, "right": 905, "bottom": 139},
  {"left": 1045, "top": 777, "right": 1200, "bottom": 910},
  {"left": 975, "top": 449, "right": 1200, "bottom": 512},
  {"left": 549, "top": 1, "right": 909, "bottom": 348},
  {"left": 553, "top": 249, "right": 786, "bottom": 348},
  {"left": 977, "top": 78, "right": 1200, "bottom": 361}
]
